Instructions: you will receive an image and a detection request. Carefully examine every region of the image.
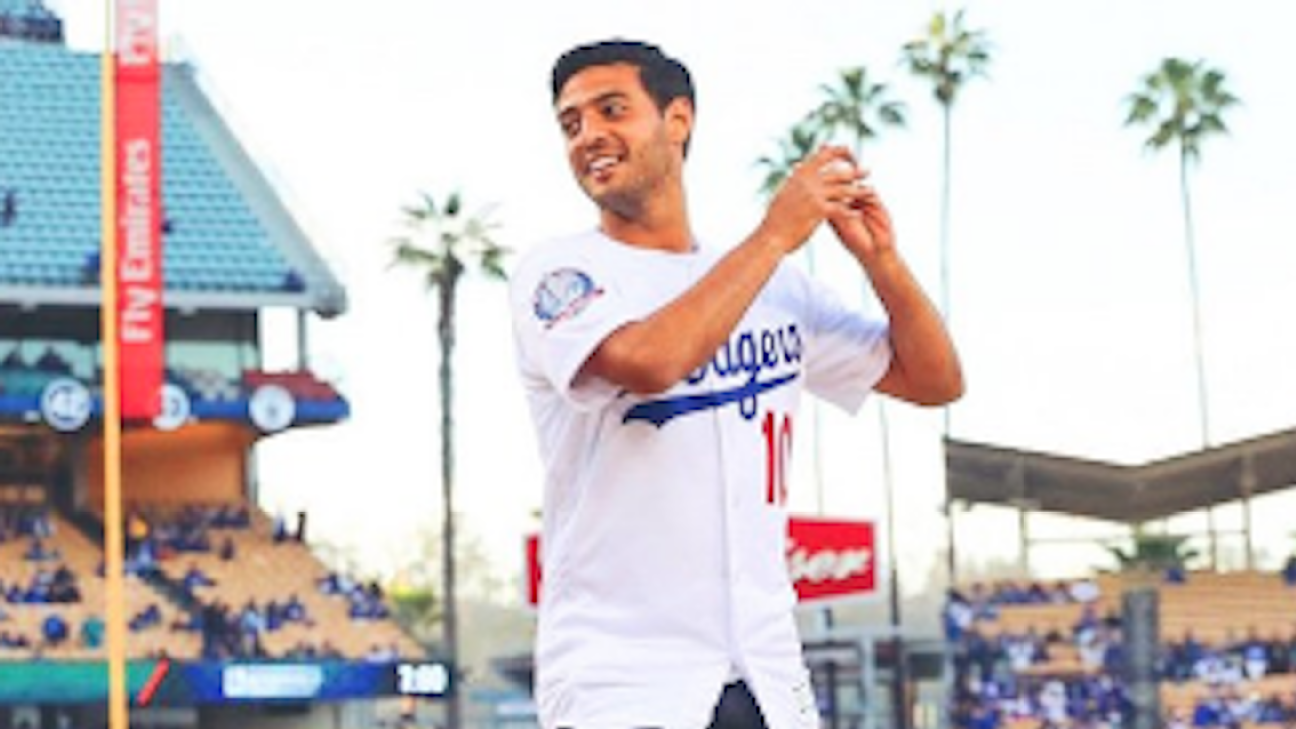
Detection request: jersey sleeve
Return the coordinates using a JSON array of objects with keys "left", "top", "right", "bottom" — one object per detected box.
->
[
  {"left": 511, "top": 245, "right": 640, "bottom": 410},
  {"left": 797, "top": 271, "right": 893, "bottom": 414}
]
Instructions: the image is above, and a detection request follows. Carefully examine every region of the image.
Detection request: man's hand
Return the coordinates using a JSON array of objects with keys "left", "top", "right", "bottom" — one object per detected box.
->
[
  {"left": 822, "top": 160, "right": 964, "bottom": 407},
  {"left": 758, "top": 146, "right": 864, "bottom": 256},
  {"left": 825, "top": 164, "right": 897, "bottom": 265}
]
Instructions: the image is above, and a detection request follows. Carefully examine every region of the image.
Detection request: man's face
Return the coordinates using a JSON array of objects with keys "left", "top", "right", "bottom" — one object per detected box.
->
[{"left": 554, "top": 63, "right": 688, "bottom": 218}]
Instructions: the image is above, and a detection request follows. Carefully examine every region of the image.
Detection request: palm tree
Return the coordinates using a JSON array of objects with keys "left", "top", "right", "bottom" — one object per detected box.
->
[
  {"left": 811, "top": 66, "right": 907, "bottom": 155},
  {"left": 1124, "top": 57, "right": 1237, "bottom": 449},
  {"left": 1106, "top": 526, "right": 1200, "bottom": 578},
  {"left": 901, "top": 6, "right": 991, "bottom": 589},
  {"left": 1125, "top": 57, "right": 1238, "bottom": 569},
  {"left": 755, "top": 120, "right": 823, "bottom": 198},
  {"left": 390, "top": 190, "right": 507, "bottom": 729},
  {"left": 901, "top": 7, "right": 991, "bottom": 324}
]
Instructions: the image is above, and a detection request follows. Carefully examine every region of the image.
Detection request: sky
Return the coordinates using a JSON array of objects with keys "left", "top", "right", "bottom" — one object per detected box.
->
[{"left": 52, "top": 0, "right": 1296, "bottom": 595}]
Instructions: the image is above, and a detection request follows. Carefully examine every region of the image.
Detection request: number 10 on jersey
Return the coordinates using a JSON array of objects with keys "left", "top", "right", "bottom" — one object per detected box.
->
[{"left": 762, "top": 411, "right": 793, "bottom": 506}]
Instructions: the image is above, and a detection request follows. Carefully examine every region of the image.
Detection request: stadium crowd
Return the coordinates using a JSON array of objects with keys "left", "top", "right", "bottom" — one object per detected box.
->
[
  {"left": 947, "top": 576, "right": 1296, "bottom": 729},
  {"left": 122, "top": 502, "right": 250, "bottom": 573},
  {"left": 0, "top": 501, "right": 408, "bottom": 662}
]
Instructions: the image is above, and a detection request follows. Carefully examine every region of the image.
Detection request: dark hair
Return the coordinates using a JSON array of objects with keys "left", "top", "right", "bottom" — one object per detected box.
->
[{"left": 551, "top": 39, "right": 695, "bottom": 153}]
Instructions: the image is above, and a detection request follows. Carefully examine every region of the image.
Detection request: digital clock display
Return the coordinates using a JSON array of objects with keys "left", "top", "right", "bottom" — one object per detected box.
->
[{"left": 394, "top": 662, "right": 453, "bottom": 697}]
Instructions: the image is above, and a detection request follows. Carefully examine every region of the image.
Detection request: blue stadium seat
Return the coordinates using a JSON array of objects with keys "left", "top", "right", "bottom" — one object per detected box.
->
[{"left": 0, "top": 41, "right": 296, "bottom": 294}]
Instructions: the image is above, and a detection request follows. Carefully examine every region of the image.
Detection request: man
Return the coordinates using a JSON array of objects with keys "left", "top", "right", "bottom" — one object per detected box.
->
[{"left": 511, "top": 40, "right": 962, "bottom": 729}]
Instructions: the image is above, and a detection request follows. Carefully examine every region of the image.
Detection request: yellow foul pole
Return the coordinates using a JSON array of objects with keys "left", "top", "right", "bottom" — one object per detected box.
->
[{"left": 100, "top": 1, "right": 130, "bottom": 726}]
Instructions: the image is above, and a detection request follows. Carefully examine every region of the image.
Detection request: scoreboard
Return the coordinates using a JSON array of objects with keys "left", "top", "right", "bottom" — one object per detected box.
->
[{"left": 0, "top": 660, "right": 456, "bottom": 706}]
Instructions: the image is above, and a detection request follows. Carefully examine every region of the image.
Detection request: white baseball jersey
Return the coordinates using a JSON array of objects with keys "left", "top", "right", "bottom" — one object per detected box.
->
[{"left": 510, "top": 229, "right": 892, "bottom": 729}]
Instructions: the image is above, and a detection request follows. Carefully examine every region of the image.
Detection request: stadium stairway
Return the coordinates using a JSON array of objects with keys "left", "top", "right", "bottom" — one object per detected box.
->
[
  {"left": 64, "top": 507, "right": 201, "bottom": 615},
  {"left": 64, "top": 508, "right": 103, "bottom": 545}
]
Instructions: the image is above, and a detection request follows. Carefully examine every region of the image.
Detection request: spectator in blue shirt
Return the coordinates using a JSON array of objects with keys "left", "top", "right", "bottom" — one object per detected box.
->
[
  {"left": 80, "top": 614, "right": 104, "bottom": 648},
  {"left": 129, "top": 604, "right": 161, "bottom": 632},
  {"left": 181, "top": 563, "right": 216, "bottom": 593},
  {"left": 218, "top": 536, "right": 236, "bottom": 561},
  {"left": 42, "top": 613, "right": 68, "bottom": 647},
  {"left": 24, "top": 537, "right": 59, "bottom": 562}
]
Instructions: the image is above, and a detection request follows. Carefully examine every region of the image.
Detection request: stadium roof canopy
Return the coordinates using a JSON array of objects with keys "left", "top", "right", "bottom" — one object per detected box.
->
[
  {"left": 0, "top": 5, "right": 347, "bottom": 317},
  {"left": 945, "top": 428, "right": 1296, "bottom": 524}
]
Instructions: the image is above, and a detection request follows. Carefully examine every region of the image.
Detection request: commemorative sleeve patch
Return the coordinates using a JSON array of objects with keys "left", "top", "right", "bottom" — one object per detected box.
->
[{"left": 532, "top": 268, "right": 604, "bottom": 327}]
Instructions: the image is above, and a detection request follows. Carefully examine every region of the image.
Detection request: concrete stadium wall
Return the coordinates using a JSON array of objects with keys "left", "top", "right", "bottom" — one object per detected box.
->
[{"left": 86, "top": 422, "right": 255, "bottom": 506}]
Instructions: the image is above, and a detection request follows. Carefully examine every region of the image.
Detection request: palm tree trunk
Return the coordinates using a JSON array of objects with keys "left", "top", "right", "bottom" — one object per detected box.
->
[
  {"left": 939, "top": 103, "right": 958, "bottom": 586},
  {"left": 939, "top": 105, "right": 953, "bottom": 325},
  {"left": 937, "top": 107, "right": 962, "bottom": 729},
  {"left": 1179, "top": 148, "right": 1216, "bottom": 569},
  {"left": 438, "top": 279, "right": 461, "bottom": 729},
  {"left": 1179, "top": 150, "right": 1210, "bottom": 448},
  {"left": 837, "top": 140, "right": 907, "bottom": 727},
  {"left": 848, "top": 132, "right": 903, "bottom": 630},
  {"left": 880, "top": 402, "right": 908, "bottom": 729}
]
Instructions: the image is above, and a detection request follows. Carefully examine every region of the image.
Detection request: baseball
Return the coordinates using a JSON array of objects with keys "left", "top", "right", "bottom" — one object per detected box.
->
[{"left": 821, "top": 159, "right": 856, "bottom": 177}]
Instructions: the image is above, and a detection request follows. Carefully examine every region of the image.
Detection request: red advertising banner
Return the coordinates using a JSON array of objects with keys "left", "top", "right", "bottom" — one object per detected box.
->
[
  {"left": 786, "top": 516, "right": 876, "bottom": 603},
  {"left": 115, "top": 0, "right": 163, "bottom": 420},
  {"left": 524, "top": 516, "right": 877, "bottom": 607}
]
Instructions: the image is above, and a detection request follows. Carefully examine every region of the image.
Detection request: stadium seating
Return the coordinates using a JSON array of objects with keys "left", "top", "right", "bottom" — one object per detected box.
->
[
  {"left": 951, "top": 574, "right": 1296, "bottom": 728},
  {"left": 0, "top": 42, "right": 298, "bottom": 293},
  {"left": 1156, "top": 572, "right": 1296, "bottom": 645},
  {"left": 0, "top": 502, "right": 199, "bottom": 661},
  {"left": 133, "top": 502, "right": 422, "bottom": 661},
  {"left": 969, "top": 573, "right": 1295, "bottom": 646},
  {"left": 1, "top": 494, "right": 420, "bottom": 663}
]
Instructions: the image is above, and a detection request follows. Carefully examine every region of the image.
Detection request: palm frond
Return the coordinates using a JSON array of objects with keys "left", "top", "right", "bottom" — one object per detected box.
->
[
  {"left": 388, "top": 190, "right": 511, "bottom": 285},
  {"left": 1124, "top": 94, "right": 1159, "bottom": 126},
  {"left": 393, "top": 242, "right": 449, "bottom": 273},
  {"left": 902, "top": 8, "right": 993, "bottom": 109},
  {"left": 1125, "top": 56, "right": 1238, "bottom": 162},
  {"left": 754, "top": 122, "right": 824, "bottom": 198},
  {"left": 1106, "top": 530, "right": 1199, "bottom": 574},
  {"left": 809, "top": 65, "right": 906, "bottom": 152},
  {"left": 1148, "top": 123, "right": 1178, "bottom": 150},
  {"left": 479, "top": 244, "right": 509, "bottom": 281},
  {"left": 879, "top": 102, "right": 908, "bottom": 129},
  {"left": 1198, "top": 114, "right": 1228, "bottom": 135}
]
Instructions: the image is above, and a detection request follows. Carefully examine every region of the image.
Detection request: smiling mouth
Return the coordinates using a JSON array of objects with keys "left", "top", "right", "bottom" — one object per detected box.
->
[{"left": 585, "top": 155, "right": 622, "bottom": 182}]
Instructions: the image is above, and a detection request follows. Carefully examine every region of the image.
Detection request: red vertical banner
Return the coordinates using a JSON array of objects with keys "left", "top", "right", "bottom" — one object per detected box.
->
[
  {"left": 525, "top": 533, "right": 542, "bottom": 607},
  {"left": 115, "top": 0, "right": 162, "bottom": 420}
]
